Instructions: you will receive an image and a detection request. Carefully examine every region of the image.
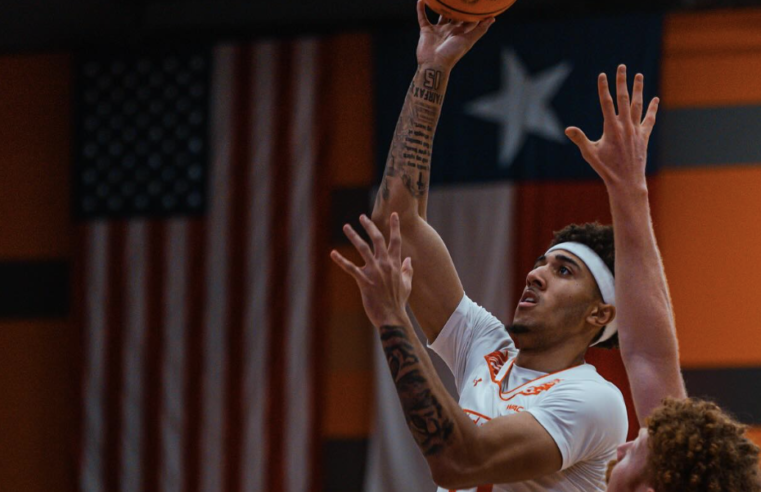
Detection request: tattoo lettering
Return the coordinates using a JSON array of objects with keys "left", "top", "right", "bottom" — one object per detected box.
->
[
  {"left": 381, "top": 68, "right": 445, "bottom": 201},
  {"left": 381, "top": 325, "right": 454, "bottom": 456},
  {"left": 423, "top": 69, "right": 443, "bottom": 91}
]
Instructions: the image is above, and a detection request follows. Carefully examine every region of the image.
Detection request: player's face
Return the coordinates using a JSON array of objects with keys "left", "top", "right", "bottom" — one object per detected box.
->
[
  {"left": 606, "top": 428, "right": 653, "bottom": 492},
  {"left": 510, "top": 250, "right": 604, "bottom": 345}
]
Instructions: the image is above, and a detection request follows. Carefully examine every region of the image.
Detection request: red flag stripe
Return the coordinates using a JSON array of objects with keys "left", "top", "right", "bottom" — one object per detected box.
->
[
  {"left": 104, "top": 223, "right": 127, "bottom": 492},
  {"left": 182, "top": 217, "right": 207, "bottom": 492},
  {"left": 223, "top": 43, "right": 254, "bottom": 492}
]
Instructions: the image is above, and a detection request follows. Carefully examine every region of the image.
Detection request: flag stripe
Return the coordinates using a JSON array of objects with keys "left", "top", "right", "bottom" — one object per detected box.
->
[
  {"left": 242, "top": 40, "right": 277, "bottom": 492},
  {"left": 223, "top": 44, "right": 254, "bottom": 492},
  {"left": 104, "top": 223, "right": 127, "bottom": 492},
  {"left": 183, "top": 218, "right": 207, "bottom": 492},
  {"left": 143, "top": 222, "right": 167, "bottom": 492},
  {"left": 265, "top": 40, "right": 296, "bottom": 492},
  {"left": 120, "top": 221, "right": 148, "bottom": 492},
  {"left": 200, "top": 44, "right": 235, "bottom": 492},
  {"left": 285, "top": 38, "right": 319, "bottom": 492},
  {"left": 81, "top": 223, "right": 109, "bottom": 492},
  {"left": 160, "top": 220, "right": 189, "bottom": 492},
  {"left": 308, "top": 39, "right": 333, "bottom": 492}
]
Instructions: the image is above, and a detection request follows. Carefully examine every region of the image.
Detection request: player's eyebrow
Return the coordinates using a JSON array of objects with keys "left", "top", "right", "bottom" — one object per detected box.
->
[
  {"left": 533, "top": 255, "right": 547, "bottom": 268},
  {"left": 553, "top": 254, "right": 582, "bottom": 271}
]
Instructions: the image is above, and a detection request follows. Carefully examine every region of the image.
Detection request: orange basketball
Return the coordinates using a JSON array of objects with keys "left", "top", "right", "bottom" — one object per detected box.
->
[{"left": 424, "top": 0, "right": 518, "bottom": 22}]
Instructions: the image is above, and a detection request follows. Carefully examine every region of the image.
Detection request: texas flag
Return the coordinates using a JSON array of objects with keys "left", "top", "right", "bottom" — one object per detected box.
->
[{"left": 365, "top": 13, "right": 662, "bottom": 492}]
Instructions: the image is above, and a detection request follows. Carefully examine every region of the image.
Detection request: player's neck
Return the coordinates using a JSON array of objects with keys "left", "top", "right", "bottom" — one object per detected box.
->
[{"left": 514, "top": 345, "right": 587, "bottom": 374}]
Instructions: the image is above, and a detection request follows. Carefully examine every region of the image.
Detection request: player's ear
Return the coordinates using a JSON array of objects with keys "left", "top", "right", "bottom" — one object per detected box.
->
[{"left": 586, "top": 303, "right": 615, "bottom": 328}]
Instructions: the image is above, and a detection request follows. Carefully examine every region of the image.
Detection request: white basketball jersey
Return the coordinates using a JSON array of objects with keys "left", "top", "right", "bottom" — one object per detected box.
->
[{"left": 429, "top": 295, "right": 628, "bottom": 492}]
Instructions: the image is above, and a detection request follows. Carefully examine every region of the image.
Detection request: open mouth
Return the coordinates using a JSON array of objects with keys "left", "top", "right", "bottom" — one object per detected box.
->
[{"left": 518, "top": 289, "right": 538, "bottom": 308}]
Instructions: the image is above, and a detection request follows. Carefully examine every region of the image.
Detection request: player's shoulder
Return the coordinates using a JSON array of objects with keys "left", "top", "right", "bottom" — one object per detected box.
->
[{"left": 557, "top": 364, "right": 626, "bottom": 402}]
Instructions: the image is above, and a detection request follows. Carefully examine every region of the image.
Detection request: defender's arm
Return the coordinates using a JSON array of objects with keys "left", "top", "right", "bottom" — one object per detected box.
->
[{"left": 566, "top": 66, "right": 686, "bottom": 425}]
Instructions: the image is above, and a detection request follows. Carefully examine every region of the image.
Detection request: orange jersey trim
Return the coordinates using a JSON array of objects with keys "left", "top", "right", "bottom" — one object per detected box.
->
[{"left": 482, "top": 350, "right": 583, "bottom": 401}]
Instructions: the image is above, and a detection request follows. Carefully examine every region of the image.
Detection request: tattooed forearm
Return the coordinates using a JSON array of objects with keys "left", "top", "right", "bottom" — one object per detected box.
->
[
  {"left": 381, "top": 325, "right": 454, "bottom": 456},
  {"left": 381, "top": 67, "right": 446, "bottom": 201}
]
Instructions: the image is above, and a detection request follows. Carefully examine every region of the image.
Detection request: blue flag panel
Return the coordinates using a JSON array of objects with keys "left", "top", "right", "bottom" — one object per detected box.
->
[{"left": 374, "top": 15, "right": 662, "bottom": 184}]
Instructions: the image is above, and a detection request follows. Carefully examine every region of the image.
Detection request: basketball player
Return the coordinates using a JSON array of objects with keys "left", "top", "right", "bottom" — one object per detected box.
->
[
  {"left": 333, "top": 62, "right": 761, "bottom": 491},
  {"left": 566, "top": 65, "right": 761, "bottom": 492},
  {"left": 334, "top": 2, "right": 629, "bottom": 490}
]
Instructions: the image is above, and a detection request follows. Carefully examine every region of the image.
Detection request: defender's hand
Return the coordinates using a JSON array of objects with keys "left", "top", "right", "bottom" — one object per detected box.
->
[
  {"left": 416, "top": 0, "right": 495, "bottom": 70},
  {"left": 565, "top": 65, "right": 659, "bottom": 191},
  {"left": 330, "top": 213, "right": 413, "bottom": 328}
]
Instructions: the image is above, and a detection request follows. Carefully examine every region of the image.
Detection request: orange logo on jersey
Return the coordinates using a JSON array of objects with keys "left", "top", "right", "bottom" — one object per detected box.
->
[
  {"left": 473, "top": 377, "right": 483, "bottom": 387},
  {"left": 484, "top": 349, "right": 510, "bottom": 382},
  {"left": 506, "top": 404, "right": 525, "bottom": 413},
  {"left": 502, "top": 378, "right": 562, "bottom": 401}
]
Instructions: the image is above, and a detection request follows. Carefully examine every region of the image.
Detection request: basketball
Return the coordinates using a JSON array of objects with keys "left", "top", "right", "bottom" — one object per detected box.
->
[{"left": 424, "top": 0, "right": 519, "bottom": 22}]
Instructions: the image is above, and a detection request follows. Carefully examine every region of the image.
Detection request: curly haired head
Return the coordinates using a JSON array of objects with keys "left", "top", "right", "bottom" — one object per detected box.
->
[
  {"left": 646, "top": 398, "right": 761, "bottom": 492},
  {"left": 548, "top": 222, "right": 617, "bottom": 348}
]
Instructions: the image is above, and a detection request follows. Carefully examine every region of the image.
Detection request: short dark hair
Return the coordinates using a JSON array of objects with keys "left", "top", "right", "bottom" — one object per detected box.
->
[
  {"left": 549, "top": 222, "right": 618, "bottom": 349},
  {"left": 646, "top": 398, "right": 761, "bottom": 492}
]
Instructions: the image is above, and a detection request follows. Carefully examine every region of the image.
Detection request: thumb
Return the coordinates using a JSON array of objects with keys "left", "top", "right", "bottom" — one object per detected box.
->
[
  {"left": 401, "top": 257, "right": 414, "bottom": 284},
  {"left": 565, "top": 126, "right": 590, "bottom": 148}
]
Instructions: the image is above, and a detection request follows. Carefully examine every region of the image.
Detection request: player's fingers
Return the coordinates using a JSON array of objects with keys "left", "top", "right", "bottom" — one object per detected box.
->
[
  {"left": 359, "top": 214, "right": 388, "bottom": 260},
  {"left": 641, "top": 97, "right": 660, "bottom": 140},
  {"left": 598, "top": 73, "right": 617, "bottom": 122},
  {"left": 401, "top": 257, "right": 414, "bottom": 288},
  {"left": 417, "top": 0, "right": 433, "bottom": 28},
  {"left": 631, "top": 73, "right": 644, "bottom": 125},
  {"left": 437, "top": 13, "right": 451, "bottom": 25},
  {"left": 387, "top": 212, "right": 403, "bottom": 263},
  {"left": 565, "top": 127, "right": 593, "bottom": 153},
  {"left": 330, "top": 250, "right": 366, "bottom": 283},
  {"left": 343, "top": 223, "right": 374, "bottom": 263},
  {"left": 465, "top": 16, "right": 495, "bottom": 40},
  {"left": 616, "top": 64, "right": 631, "bottom": 122}
]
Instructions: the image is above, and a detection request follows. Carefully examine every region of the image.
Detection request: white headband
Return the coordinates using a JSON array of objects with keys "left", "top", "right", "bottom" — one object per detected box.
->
[{"left": 546, "top": 242, "right": 617, "bottom": 346}]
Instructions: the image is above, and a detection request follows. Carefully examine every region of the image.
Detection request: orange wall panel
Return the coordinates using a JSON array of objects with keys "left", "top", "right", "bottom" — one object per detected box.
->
[
  {"left": 662, "top": 9, "right": 761, "bottom": 108},
  {"left": 323, "top": 33, "right": 375, "bottom": 189},
  {"left": 652, "top": 166, "right": 761, "bottom": 367},
  {"left": 0, "top": 54, "right": 72, "bottom": 258},
  {"left": 322, "top": 370, "right": 374, "bottom": 438},
  {"left": 747, "top": 427, "right": 761, "bottom": 454},
  {"left": 0, "top": 320, "right": 77, "bottom": 492}
]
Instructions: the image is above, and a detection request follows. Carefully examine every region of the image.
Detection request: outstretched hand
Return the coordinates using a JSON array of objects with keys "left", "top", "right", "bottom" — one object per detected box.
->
[
  {"left": 416, "top": 0, "right": 495, "bottom": 70},
  {"left": 565, "top": 65, "right": 659, "bottom": 190},
  {"left": 330, "top": 213, "right": 413, "bottom": 328}
]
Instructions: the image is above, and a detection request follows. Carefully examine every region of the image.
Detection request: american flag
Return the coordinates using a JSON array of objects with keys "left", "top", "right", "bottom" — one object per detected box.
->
[{"left": 77, "top": 39, "right": 327, "bottom": 492}]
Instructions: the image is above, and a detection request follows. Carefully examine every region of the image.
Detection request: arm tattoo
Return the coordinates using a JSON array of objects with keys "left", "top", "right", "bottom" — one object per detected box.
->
[
  {"left": 380, "top": 325, "right": 454, "bottom": 456},
  {"left": 381, "top": 68, "right": 444, "bottom": 200}
]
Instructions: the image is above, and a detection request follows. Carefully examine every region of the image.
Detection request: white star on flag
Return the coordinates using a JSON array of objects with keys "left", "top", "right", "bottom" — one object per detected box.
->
[{"left": 465, "top": 49, "right": 573, "bottom": 168}]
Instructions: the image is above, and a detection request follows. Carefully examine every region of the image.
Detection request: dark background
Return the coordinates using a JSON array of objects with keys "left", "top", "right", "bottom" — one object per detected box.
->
[{"left": 1, "top": 0, "right": 759, "bottom": 52}]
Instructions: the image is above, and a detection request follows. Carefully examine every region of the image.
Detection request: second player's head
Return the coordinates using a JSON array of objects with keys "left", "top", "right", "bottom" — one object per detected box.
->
[
  {"left": 606, "top": 397, "right": 761, "bottom": 492},
  {"left": 509, "top": 222, "right": 618, "bottom": 352}
]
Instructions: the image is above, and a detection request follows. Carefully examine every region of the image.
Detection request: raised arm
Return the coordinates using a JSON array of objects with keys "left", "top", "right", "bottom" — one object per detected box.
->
[
  {"left": 331, "top": 214, "right": 562, "bottom": 489},
  {"left": 371, "top": 1, "right": 494, "bottom": 341},
  {"left": 565, "top": 65, "right": 687, "bottom": 425}
]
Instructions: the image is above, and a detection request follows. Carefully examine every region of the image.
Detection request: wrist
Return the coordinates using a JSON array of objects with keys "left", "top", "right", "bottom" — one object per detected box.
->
[
  {"left": 417, "top": 62, "right": 453, "bottom": 76},
  {"left": 376, "top": 309, "right": 411, "bottom": 329},
  {"left": 605, "top": 177, "right": 649, "bottom": 199}
]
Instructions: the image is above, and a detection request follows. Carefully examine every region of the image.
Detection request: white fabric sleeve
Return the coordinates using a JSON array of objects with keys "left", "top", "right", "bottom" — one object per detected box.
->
[
  {"left": 428, "top": 294, "right": 513, "bottom": 393},
  {"left": 525, "top": 380, "right": 628, "bottom": 470}
]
